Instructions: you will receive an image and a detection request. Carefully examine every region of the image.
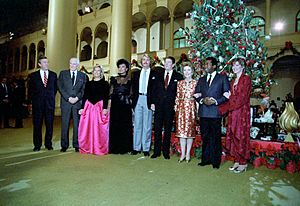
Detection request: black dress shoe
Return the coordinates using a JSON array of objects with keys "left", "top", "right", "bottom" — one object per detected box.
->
[
  {"left": 33, "top": 147, "right": 40, "bottom": 152},
  {"left": 60, "top": 148, "right": 67, "bottom": 152},
  {"left": 46, "top": 146, "right": 53, "bottom": 150},
  {"left": 150, "top": 153, "right": 160, "bottom": 159},
  {"left": 75, "top": 148, "right": 79, "bottom": 152},
  {"left": 143, "top": 152, "right": 150, "bottom": 156},
  {"left": 212, "top": 165, "right": 220, "bottom": 169},
  {"left": 131, "top": 150, "right": 140, "bottom": 155},
  {"left": 163, "top": 153, "right": 170, "bottom": 160},
  {"left": 198, "top": 161, "right": 211, "bottom": 166}
]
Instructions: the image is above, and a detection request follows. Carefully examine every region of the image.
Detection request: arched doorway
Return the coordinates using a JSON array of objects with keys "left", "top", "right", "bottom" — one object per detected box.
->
[
  {"left": 80, "top": 27, "right": 93, "bottom": 61},
  {"left": 94, "top": 23, "right": 108, "bottom": 59}
]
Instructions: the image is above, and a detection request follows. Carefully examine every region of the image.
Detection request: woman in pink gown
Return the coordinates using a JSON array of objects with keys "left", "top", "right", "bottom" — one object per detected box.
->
[
  {"left": 220, "top": 58, "right": 252, "bottom": 173},
  {"left": 78, "top": 65, "right": 110, "bottom": 155}
]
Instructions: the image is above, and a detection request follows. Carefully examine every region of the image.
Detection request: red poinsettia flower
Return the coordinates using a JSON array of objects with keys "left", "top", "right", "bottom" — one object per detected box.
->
[{"left": 266, "top": 144, "right": 275, "bottom": 156}]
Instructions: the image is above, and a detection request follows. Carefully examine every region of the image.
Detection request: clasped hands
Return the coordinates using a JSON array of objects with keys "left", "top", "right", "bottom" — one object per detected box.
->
[
  {"left": 68, "top": 96, "right": 79, "bottom": 104},
  {"left": 203, "top": 97, "right": 216, "bottom": 105}
]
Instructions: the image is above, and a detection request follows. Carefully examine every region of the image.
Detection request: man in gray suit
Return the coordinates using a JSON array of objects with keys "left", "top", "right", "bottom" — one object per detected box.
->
[{"left": 57, "top": 57, "right": 87, "bottom": 152}]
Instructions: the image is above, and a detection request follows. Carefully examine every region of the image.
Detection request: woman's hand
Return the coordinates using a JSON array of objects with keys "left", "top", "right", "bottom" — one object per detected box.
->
[
  {"left": 223, "top": 91, "right": 231, "bottom": 99},
  {"left": 193, "top": 93, "right": 202, "bottom": 98},
  {"left": 78, "top": 109, "right": 83, "bottom": 115},
  {"left": 103, "top": 109, "right": 108, "bottom": 116}
]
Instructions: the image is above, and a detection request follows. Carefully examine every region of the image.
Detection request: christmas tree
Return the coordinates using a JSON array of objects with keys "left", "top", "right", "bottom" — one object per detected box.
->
[{"left": 182, "top": 0, "right": 273, "bottom": 95}]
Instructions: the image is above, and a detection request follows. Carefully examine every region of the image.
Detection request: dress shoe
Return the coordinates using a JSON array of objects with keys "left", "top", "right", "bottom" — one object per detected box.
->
[
  {"left": 234, "top": 165, "right": 247, "bottom": 174},
  {"left": 75, "top": 148, "right": 79, "bottom": 152},
  {"left": 229, "top": 162, "right": 239, "bottom": 171},
  {"left": 131, "top": 150, "right": 140, "bottom": 155},
  {"left": 163, "top": 153, "right": 170, "bottom": 160},
  {"left": 178, "top": 157, "right": 185, "bottom": 163},
  {"left": 143, "top": 152, "right": 150, "bottom": 156},
  {"left": 212, "top": 165, "right": 220, "bottom": 169},
  {"left": 46, "top": 146, "right": 53, "bottom": 150},
  {"left": 60, "top": 147, "right": 67, "bottom": 152},
  {"left": 150, "top": 153, "right": 160, "bottom": 159},
  {"left": 33, "top": 147, "right": 40, "bottom": 152},
  {"left": 198, "top": 161, "right": 211, "bottom": 166},
  {"left": 186, "top": 158, "right": 191, "bottom": 163}
]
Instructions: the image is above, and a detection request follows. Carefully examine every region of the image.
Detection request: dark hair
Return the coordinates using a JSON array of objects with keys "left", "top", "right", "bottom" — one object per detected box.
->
[
  {"left": 206, "top": 57, "right": 218, "bottom": 67},
  {"left": 38, "top": 56, "right": 47, "bottom": 63},
  {"left": 165, "top": 56, "right": 175, "bottom": 64},
  {"left": 116, "top": 58, "right": 130, "bottom": 69},
  {"left": 232, "top": 58, "right": 246, "bottom": 68}
]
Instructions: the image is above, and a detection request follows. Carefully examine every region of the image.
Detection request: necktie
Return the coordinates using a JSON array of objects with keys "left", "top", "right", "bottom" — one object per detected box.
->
[
  {"left": 4, "top": 84, "right": 8, "bottom": 93},
  {"left": 164, "top": 72, "right": 169, "bottom": 89},
  {"left": 71, "top": 72, "right": 75, "bottom": 85},
  {"left": 44, "top": 71, "right": 47, "bottom": 87},
  {"left": 207, "top": 74, "right": 212, "bottom": 86}
]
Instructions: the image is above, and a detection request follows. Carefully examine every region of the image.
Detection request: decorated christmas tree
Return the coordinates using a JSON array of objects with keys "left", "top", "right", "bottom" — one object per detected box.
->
[{"left": 182, "top": 0, "right": 273, "bottom": 95}]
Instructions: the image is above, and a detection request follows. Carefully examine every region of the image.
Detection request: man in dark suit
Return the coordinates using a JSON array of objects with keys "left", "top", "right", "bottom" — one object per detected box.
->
[
  {"left": 57, "top": 57, "right": 87, "bottom": 152},
  {"left": 0, "top": 77, "right": 12, "bottom": 128},
  {"left": 28, "top": 56, "right": 57, "bottom": 151},
  {"left": 151, "top": 56, "right": 183, "bottom": 159},
  {"left": 194, "top": 57, "right": 230, "bottom": 169},
  {"left": 131, "top": 54, "right": 156, "bottom": 156}
]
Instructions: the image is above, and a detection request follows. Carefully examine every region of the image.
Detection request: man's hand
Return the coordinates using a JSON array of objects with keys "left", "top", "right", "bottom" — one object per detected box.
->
[
  {"left": 68, "top": 97, "right": 79, "bottom": 104},
  {"left": 151, "top": 104, "right": 155, "bottom": 111}
]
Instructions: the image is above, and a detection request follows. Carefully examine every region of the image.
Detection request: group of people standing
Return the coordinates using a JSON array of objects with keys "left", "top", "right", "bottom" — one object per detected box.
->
[{"left": 28, "top": 54, "right": 252, "bottom": 173}]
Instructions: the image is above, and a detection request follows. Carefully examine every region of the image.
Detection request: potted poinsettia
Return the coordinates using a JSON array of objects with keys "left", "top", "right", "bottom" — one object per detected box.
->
[
  {"left": 250, "top": 142, "right": 264, "bottom": 168},
  {"left": 280, "top": 142, "right": 300, "bottom": 173},
  {"left": 264, "top": 144, "right": 279, "bottom": 169}
]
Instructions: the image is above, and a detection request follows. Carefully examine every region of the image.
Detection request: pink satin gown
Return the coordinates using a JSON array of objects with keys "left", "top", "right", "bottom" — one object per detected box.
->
[{"left": 78, "top": 100, "right": 110, "bottom": 155}]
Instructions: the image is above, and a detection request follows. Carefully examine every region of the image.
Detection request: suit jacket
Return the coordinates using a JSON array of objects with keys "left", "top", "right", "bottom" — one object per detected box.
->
[
  {"left": 28, "top": 70, "right": 58, "bottom": 111},
  {"left": 57, "top": 70, "right": 87, "bottom": 109},
  {"left": 153, "top": 69, "right": 183, "bottom": 110},
  {"left": 0, "top": 83, "right": 11, "bottom": 103},
  {"left": 131, "top": 69, "right": 156, "bottom": 109},
  {"left": 195, "top": 73, "right": 230, "bottom": 118}
]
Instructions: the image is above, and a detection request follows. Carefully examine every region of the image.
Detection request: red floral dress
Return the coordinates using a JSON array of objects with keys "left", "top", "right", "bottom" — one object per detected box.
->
[
  {"left": 225, "top": 74, "right": 252, "bottom": 164},
  {"left": 175, "top": 79, "right": 197, "bottom": 138}
]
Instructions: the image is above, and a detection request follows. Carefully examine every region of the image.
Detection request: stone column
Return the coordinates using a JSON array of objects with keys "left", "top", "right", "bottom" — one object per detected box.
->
[
  {"left": 110, "top": 0, "right": 132, "bottom": 76},
  {"left": 265, "top": 0, "right": 271, "bottom": 35},
  {"left": 46, "top": 0, "right": 77, "bottom": 115},
  {"left": 169, "top": 14, "right": 174, "bottom": 56},
  {"left": 46, "top": 0, "right": 77, "bottom": 73},
  {"left": 146, "top": 18, "right": 151, "bottom": 52}
]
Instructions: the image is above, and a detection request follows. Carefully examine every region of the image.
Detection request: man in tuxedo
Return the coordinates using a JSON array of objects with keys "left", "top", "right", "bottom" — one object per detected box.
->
[
  {"left": 131, "top": 54, "right": 156, "bottom": 156},
  {"left": 151, "top": 56, "right": 183, "bottom": 159},
  {"left": 57, "top": 57, "right": 87, "bottom": 152},
  {"left": 28, "top": 56, "right": 57, "bottom": 151},
  {"left": 0, "top": 77, "right": 12, "bottom": 128},
  {"left": 194, "top": 57, "right": 230, "bottom": 169}
]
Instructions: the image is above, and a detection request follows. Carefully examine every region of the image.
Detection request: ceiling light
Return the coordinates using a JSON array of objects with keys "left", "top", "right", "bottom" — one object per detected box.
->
[{"left": 274, "top": 21, "right": 284, "bottom": 31}]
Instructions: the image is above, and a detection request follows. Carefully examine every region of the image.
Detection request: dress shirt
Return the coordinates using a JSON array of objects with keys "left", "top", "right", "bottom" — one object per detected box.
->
[
  {"left": 70, "top": 70, "right": 78, "bottom": 86},
  {"left": 139, "top": 68, "right": 150, "bottom": 94},
  {"left": 164, "top": 69, "right": 173, "bottom": 86}
]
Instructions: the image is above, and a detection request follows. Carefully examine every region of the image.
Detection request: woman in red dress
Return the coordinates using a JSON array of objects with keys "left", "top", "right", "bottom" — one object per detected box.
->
[
  {"left": 223, "top": 58, "right": 252, "bottom": 173},
  {"left": 175, "top": 62, "right": 198, "bottom": 163}
]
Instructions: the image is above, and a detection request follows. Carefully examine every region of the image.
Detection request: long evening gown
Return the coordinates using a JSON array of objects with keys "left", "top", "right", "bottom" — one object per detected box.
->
[
  {"left": 225, "top": 73, "right": 251, "bottom": 164},
  {"left": 78, "top": 79, "right": 110, "bottom": 155},
  {"left": 175, "top": 79, "right": 197, "bottom": 138},
  {"left": 109, "top": 76, "right": 133, "bottom": 154}
]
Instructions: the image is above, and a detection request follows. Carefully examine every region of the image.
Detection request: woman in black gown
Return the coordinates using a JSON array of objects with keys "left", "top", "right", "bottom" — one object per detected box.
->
[{"left": 109, "top": 59, "right": 133, "bottom": 154}]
